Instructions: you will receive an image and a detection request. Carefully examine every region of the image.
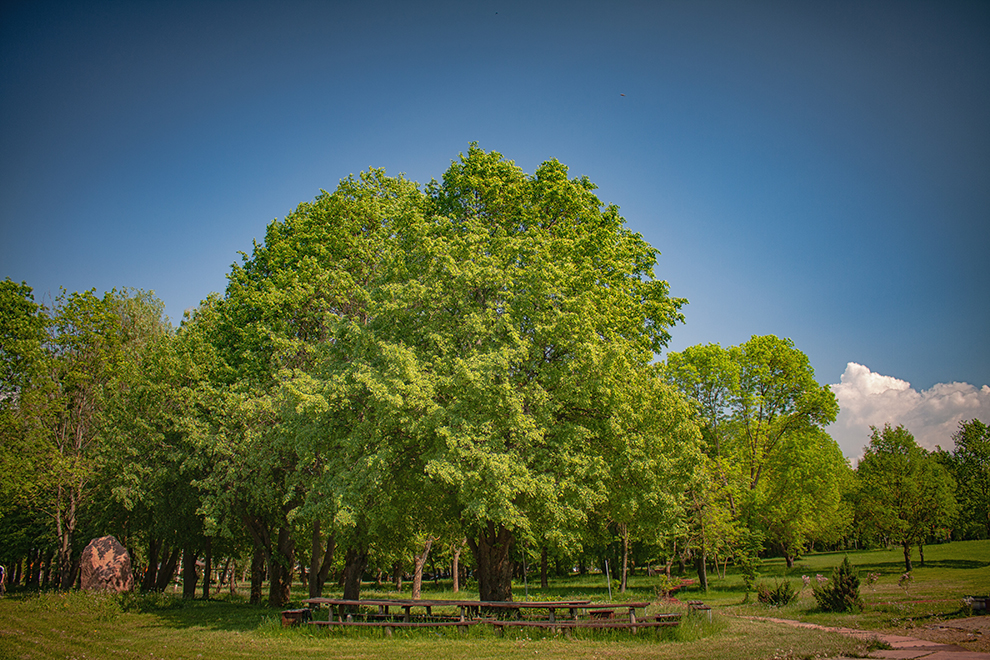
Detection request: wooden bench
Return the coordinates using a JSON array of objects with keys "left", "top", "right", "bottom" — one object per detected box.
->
[
  {"left": 310, "top": 618, "right": 477, "bottom": 636},
  {"left": 485, "top": 617, "right": 680, "bottom": 636},
  {"left": 587, "top": 608, "right": 615, "bottom": 619},
  {"left": 654, "top": 612, "right": 682, "bottom": 625},
  {"left": 280, "top": 609, "right": 312, "bottom": 627},
  {"left": 687, "top": 601, "right": 712, "bottom": 621}
]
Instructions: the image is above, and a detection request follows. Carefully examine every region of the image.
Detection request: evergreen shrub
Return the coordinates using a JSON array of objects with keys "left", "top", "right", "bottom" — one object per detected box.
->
[
  {"left": 812, "top": 556, "right": 864, "bottom": 612},
  {"left": 756, "top": 579, "right": 798, "bottom": 607}
]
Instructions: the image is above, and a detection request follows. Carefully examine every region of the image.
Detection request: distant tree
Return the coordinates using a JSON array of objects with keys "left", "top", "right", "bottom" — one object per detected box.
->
[
  {"left": 600, "top": 369, "right": 701, "bottom": 592},
  {"left": 856, "top": 424, "right": 958, "bottom": 571},
  {"left": 0, "top": 280, "right": 48, "bottom": 519},
  {"left": 23, "top": 288, "right": 168, "bottom": 588},
  {"left": 754, "top": 428, "right": 852, "bottom": 567},
  {"left": 947, "top": 419, "right": 990, "bottom": 538},
  {"left": 665, "top": 335, "right": 840, "bottom": 576}
]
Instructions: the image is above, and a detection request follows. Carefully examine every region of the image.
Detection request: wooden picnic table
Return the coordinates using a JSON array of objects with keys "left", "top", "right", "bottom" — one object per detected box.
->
[
  {"left": 302, "top": 598, "right": 681, "bottom": 637},
  {"left": 299, "top": 597, "right": 665, "bottom": 635}
]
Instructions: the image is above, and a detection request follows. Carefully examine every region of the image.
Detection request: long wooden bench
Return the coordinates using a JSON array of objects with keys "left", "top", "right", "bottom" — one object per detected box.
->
[
  {"left": 310, "top": 618, "right": 479, "bottom": 636},
  {"left": 485, "top": 613, "right": 681, "bottom": 635},
  {"left": 486, "top": 616, "right": 682, "bottom": 628}
]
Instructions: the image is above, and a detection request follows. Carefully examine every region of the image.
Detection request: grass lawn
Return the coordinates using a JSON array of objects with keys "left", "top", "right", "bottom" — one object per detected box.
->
[{"left": 1, "top": 539, "right": 986, "bottom": 660}]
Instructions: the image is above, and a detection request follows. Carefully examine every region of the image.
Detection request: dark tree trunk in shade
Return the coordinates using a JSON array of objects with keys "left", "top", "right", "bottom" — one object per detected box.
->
[
  {"left": 344, "top": 547, "right": 368, "bottom": 600},
  {"left": 155, "top": 545, "right": 181, "bottom": 592},
  {"left": 308, "top": 521, "right": 336, "bottom": 599},
  {"left": 267, "top": 526, "right": 295, "bottom": 608},
  {"left": 451, "top": 539, "right": 464, "bottom": 592},
  {"left": 342, "top": 546, "right": 369, "bottom": 602},
  {"left": 182, "top": 546, "right": 198, "bottom": 599},
  {"left": 695, "top": 549, "right": 708, "bottom": 592},
  {"left": 201, "top": 537, "right": 212, "bottom": 600},
  {"left": 250, "top": 545, "right": 264, "bottom": 605},
  {"left": 141, "top": 538, "right": 160, "bottom": 592},
  {"left": 467, "top": 522, "right": 515, "bottom": 602}
]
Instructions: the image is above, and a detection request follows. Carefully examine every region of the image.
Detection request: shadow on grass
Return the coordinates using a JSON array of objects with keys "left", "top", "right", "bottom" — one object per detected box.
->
[{"left": 126, "top": 595, "right": 273, "bottom": 632}]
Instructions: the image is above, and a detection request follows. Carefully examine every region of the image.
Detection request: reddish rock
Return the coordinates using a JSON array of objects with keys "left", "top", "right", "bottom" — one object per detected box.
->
[{"left": 80, "top": 536, "right": 134, "bottom": 593}]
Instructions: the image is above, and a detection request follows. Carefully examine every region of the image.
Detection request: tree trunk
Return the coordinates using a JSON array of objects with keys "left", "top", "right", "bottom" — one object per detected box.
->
[
  {"left": 216, "top": 557, "right": 231, "bottom": 597},
  {"left": 141, "top": 538, "right": 160, "bottom": 592},
  {"left": 452, "top": 539, "right": 464, "bottom": 592},
  {"left": 785, "top": 555, "right": 794, "bottom": 569},
  {"left": 540, "top": 546, "right": 548, "bottom": 589},
  {"left": 342, "top": 546, "right": 368, "bottom": 601},
  {"left": 42, "top": 552, "right": 56, "bottom": 589},
  {"left": 182, "top": 546, "right": 198, "bottom": 599},
  {"left": 56, "top": 509, "right": 75, "bottom": 590},
  {"left": 392, "top": 561, "right": 403, "bottom": 592},
  {"left": 695, "top": 549, "right": 708, "bottom": 592},
  {"left": 308, "top": 521, "right": 336, "bottom": 599},
  {"left": 411, "top": 537, "right": 434, "bottom": 600},
  {"left": 267, "top": 526, "right": 295, "bottom": 608},
  {"left": 25, "top": 549, "right": 39, "bottom": 589},
  {"left": 902, "top": 541, "right": 913, "bottom": 573},
  {"left": 155, "top": 545, "right": 181, "bottom": 592},
  {"left": 918, "top": 543, "right": 925, "bottom": 567},
  {"left": 467, "top": 522, "right": 515, "bottom": 601},
  {"left": 202, "top": 537, "right": 212, "bottom": 600},
  {"left": 619, "top": 523, "right": 629, "bottom": 593},
  {"left": 250, "top": 545, "right": 264, "bottom": 605}
]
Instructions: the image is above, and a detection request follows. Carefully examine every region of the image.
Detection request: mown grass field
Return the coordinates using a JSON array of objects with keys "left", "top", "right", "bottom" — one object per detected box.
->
[{"left": 1, "top": 539, "right": 986, "bottom": 660}]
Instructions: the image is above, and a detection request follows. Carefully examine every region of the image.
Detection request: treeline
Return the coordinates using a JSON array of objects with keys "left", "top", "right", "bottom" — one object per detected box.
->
[{"left": 1, "top": 147, "right": 987, "bottom": 605}]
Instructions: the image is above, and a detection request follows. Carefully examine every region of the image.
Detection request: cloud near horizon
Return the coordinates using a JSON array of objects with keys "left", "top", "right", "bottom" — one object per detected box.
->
[{"left": 827, "top": 363, "right": 990, "bottom": 461}]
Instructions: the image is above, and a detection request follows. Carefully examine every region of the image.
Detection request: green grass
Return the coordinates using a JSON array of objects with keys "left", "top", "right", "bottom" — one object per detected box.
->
[
  {"left": 692, "top": 539, "right": 990, "bottom": 631},
  {"left": 1, "top": 539, "right": 986, "bottom": 660}
]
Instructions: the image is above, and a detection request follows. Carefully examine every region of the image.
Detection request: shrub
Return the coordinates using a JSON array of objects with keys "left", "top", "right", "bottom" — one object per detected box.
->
[
  {"left": 812, "top": 556, "right": 864, "bottom": 612},
  {"left": 756, "top": 579, "right": 798, "bottom": 607},
  {"left": 655, "top": 575, "right": 682, "bottom": 600}
]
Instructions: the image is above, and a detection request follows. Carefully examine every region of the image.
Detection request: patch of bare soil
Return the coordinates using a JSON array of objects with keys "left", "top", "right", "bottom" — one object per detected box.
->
[{"left": 888, "top": 616, "right": 990, "bottom": 653}]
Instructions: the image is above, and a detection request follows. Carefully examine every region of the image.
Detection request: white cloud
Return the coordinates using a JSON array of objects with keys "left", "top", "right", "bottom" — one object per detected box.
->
[{"left": 827, "top": 362, "right": 990, "bottom": 461}]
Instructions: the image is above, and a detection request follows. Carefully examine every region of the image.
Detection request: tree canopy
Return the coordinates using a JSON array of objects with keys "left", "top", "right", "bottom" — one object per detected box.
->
[
  {"left": 2, "top": 147, "right": 981, "bottom": 604},
  {"left": 856, "top": 424, "right": 958, "bottom": 572}
]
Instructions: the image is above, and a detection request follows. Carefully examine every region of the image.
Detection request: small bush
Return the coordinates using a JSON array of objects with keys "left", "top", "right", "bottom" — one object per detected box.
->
[
  {"left": 655, "top": 575, "right": 682, "bottom": 600},
  {"left": 756, "top": 579, "right": 798, "bottom": 607},
  {"left": 812, "top": 556, "right": 863, "bottom": 612}
]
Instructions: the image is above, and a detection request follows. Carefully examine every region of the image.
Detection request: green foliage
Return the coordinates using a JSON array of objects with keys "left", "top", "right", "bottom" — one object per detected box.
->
[
  {"left": 233, "top": 145, "right": 700, "bottom": 600},
  {"left": 947, "top": 419, "right": 990, "bottom": 538},
  {"left": 812, "top": 557, "right": 863, "bottom": 612},
  {"left": 0, "top": 279, "right": 48, "bottom": 517},
  {"left": 755, "top": 579, "right": 797, "bottom": 607},
  {"left": 664, "top": 336, "right": 842, "bottom": 580},
  {"left": 856, "top": 424, "right": 959, "bottom": 571},
  {"left": 654, "top": 574, "right": 682, "bottom": 599}
]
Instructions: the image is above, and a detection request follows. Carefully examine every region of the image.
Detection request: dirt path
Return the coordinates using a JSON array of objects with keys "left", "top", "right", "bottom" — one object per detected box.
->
[{"left": 744, "top": 615, "right": 990, "bottom": 659}]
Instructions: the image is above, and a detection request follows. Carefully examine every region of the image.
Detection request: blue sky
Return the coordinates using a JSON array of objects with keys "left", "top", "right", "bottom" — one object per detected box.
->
[{"left": 2, "top": 1, "right": 988, "bottom": 457}]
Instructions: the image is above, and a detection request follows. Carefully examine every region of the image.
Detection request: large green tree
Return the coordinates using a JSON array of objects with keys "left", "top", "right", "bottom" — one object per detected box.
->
[
  {"left": 856, "top": 424, "right": 958, "bottom": 571},
  {"left": 275, "top": 146, "right": 693, "bottom": 601}
]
